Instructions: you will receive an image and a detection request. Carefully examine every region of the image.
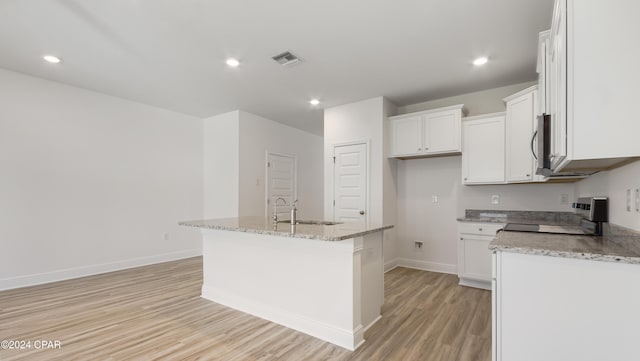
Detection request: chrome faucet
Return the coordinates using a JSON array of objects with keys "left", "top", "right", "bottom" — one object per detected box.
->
[{"left": 273, "top": 197, "right": 287, "bottom": 223}]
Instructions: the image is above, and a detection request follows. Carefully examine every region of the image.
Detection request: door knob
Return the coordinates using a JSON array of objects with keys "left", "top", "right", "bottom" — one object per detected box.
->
[{"left": 359, "top": 210, "right": 365, "bottom": 215}]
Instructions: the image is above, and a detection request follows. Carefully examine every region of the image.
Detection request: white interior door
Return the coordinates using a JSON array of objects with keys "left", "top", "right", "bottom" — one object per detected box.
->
[
  {"left": 333, "top": 143, "right": 367, "bottom": 224},
  {"left": 266, "top": 153, "right": 296, "bottom": 220}
]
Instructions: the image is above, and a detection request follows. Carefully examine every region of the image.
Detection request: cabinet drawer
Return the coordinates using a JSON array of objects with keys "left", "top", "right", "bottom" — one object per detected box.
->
[{"left": 458, "top": 222, "right": 504, "bottom": 236}]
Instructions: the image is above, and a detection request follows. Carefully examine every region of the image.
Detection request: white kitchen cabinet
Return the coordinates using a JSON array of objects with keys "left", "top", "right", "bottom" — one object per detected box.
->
[
  {"left": 543, "top": 0, "right": 640, "bottom": 173},
  {"left": 536, "top": 30, "right": 550, "bottom": 117},
  {"left": 493, "top": 251, "right": 640, "bottom": 361},
  {"left": 457, "top": 222, "right": 503, "bottom": 289},
  {"left": 389, "top": 104, "right": 464, "bottom": 158},
  {"left": 548, "top": 0, "right": 567, "bottom": 171},
  {"left": 461, "top": 113, "right": 505, "bottom": 184},
  {"left": 390, "top": 115, "right": 422, "bottom": 156},
  {"left": 504, "top": 86, "right": 546, "bottom": 183}
]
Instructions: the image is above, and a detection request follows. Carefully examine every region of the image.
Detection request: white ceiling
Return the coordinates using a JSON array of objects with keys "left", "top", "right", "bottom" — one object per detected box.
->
[{"left": 0, "top": 0, "right": 553, "bottom": 135}]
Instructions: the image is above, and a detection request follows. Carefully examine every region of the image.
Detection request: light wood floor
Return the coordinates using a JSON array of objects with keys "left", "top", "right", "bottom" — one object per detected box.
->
[{"left": 0, "top": 257, "right": 491, "bottom": 361}]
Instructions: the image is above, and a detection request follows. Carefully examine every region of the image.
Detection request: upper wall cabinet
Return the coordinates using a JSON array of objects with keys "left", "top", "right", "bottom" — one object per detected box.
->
[
  {"left": 543, "top": 0, "right": 640, "bottom": 173},
  {"left": 462, "top": 113, "right": 505, "bottom": 185},
  {"left": 504, "top": 86, "right": 546, "bottom": 183},
  {"left": 388, "top": 105, "right": 465, "bottom": 158},
  {"left": 536, "top": 30, "right": 551, "bottom": 117}
]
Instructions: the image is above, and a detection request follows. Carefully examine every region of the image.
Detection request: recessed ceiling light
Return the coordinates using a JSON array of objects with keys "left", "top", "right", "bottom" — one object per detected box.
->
[
  {"left": 473, "top": 57, "right": 488, "bottom": 66},
  {"left": 43, "top": 55, "right": 61, "bottom": 64},
  {"left": 309, "top": 99, "right": 320, "bottom": 106},
  {"left": 226, "top": 58, "right": 240, "bottom": 67}
]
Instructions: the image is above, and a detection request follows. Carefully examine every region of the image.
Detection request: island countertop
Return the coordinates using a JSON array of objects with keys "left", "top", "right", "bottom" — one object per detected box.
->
[{"left": 179, "top": 216, "right": 393, "bottom": 241}]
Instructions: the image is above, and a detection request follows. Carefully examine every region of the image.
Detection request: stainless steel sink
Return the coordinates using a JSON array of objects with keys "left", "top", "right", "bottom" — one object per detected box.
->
[
  {"left": 297, "top": 220, "right": 342, "bottom": 226},
  {"left": 277, "top": 220, "right": 342, "bottom": 226}
]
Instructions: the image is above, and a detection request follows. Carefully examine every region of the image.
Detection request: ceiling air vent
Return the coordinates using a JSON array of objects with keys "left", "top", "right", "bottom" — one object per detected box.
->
[{"left": 272, "top": 51, "right": 302, "bottom": 67}]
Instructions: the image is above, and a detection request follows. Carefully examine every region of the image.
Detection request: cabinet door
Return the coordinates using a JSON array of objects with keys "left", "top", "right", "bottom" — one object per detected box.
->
[
  {"left": 537, "top": 31, "right": 550, "bottom": 117},
  {"left": 549, "top": 0, "right": 567, "bottom": 170},
  {"left": 391, "top": 115, "right": 422, "bottom": 156},
  {"left": 505, "top": 91, "right": 535, "bottom": 182},
  {"left": 462, "top": 115, "right": 505, "bottom": 184},
  {"left": 458, "top": 236, "right": 493, "bottom": 282},
  {"left": 424, "top": 110, "right": 461, "bottom": 154}
]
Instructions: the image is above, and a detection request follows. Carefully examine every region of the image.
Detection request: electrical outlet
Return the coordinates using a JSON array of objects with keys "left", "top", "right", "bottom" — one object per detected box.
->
[
  {"left": 560, "top": 193, "right": 569, "bottom": 205},
  {"left": 627, "top": 189, "right": 632, "bottom": 212},
  {"left": 432, "top": 195, "right": 438, "bottom": 203},
  {"left": 491, "top": 195, "right": 500, "bottom": 205}
]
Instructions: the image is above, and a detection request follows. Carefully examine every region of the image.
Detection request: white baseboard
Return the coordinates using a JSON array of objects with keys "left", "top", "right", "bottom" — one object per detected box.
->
[
  {"left": 202, "top": 285, "right": 363, "bottom": 351},
  {"left": 458, "top": 278, "right": 492, "bottom": 290},
  {"left": 0, "top": 248, "right": 202, "bottom": 291},
  {"left": 395, "top": 258, "right": 457, "bottom": 275},
  {"left": 384, "top": 258, "right": 400, "bottom": 273},
  {"left": 363, "top": 314, "right": 382, "bottom": 333}
]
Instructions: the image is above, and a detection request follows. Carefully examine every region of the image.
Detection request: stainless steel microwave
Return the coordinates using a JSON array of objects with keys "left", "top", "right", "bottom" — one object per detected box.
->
[{"left": 534, "top": 114, "right": 598, "bottom": 178}]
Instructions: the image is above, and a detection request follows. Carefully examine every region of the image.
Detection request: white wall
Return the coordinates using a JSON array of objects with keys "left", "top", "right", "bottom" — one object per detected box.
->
[
  {"left": 396, "top": 156, "right": 575, "bottom": 271},
  {"left": 576, "top": 160, "right": 640, "bottom": 231},
  {"left": 203, "top": 110, "right": 324, "bottom": 221},
  {"left": 238, "top": 111, "right": 323, "bottom": 220},
  {"left": 324, "top": 97, "right": 385, "bottom": 223},
  {"left": 396, "top": 157, "right": 461, "bottom": 272},
  {"left": 382, "top": 99, "right": 399, "bottom": 265},
  {"left": 324, "top": 97, "right": 397, "bottom": 268},
  {"left": 203, "top": 111, "right": 240, "bottom": 219},
  {"left": 0, "top": 69, "right": 203, "bottom": 290}
]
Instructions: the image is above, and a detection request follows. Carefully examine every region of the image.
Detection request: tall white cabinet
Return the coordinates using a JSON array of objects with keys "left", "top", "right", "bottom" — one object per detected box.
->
[
  {"left": 548, "top": 0, "right": 567, "bottom": 171},
  {"left": 543, "top": 0, "right": 640, "bottom": 172},
  {"left": 461, "top": 113, "right": 505, "bottom": 184},
  {"left": 536, "top": 30, "right": 551, "bottom": 117},
  {"left": 503, "top": 86, "right": 545, "bottom": 183}
]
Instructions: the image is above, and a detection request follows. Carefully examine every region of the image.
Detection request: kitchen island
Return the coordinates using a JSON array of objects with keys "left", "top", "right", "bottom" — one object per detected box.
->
[{"left": 179, "top": 217, "right": 393, "bottom": 350}]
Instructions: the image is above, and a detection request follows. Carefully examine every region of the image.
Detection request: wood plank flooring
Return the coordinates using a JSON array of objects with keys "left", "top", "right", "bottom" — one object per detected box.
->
[{"left": 0, "top": 257, "right": 491, "bottom": 361}]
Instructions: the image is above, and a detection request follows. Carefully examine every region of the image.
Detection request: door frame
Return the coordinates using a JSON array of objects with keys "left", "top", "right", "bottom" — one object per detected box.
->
[
  {"left": 265, "top": 151, "right": 298, "bottom": 219},
  {"left": 331, "top": 140, "right": 370, "bottom": 223}
]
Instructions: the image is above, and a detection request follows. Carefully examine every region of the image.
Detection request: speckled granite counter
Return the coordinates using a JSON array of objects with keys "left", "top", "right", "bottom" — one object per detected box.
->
[
  {"left": 489, "top": 224, "right": 640, "bottom": 264},
  {"left": 179, "top": 216, "right": 393, "bottom": 241},
  {"left": 457, "top": 209, "right": 583, "bottom": 225}
]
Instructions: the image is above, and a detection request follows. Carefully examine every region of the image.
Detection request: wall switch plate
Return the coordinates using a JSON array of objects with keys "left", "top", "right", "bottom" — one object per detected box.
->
[
  {"left": 560, "top": 193, "right": 569, "bottom": 205},
  {"left": 432, "top": 195, "right": 438, "bottom": 203},
  {"left": 627, "top": 189, "right": 632, "bottom": 212},
  {"left": 491, "top": 195, "right": 500, "bottom": 205}
]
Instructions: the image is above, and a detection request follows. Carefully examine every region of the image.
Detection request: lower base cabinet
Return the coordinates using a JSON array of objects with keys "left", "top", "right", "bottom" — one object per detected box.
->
[
  {"left": 457, "top": 222, "right": 503, "bottom": 289},
  {"left": 492, "top": 251, "right": 640, "bottom": 361}
]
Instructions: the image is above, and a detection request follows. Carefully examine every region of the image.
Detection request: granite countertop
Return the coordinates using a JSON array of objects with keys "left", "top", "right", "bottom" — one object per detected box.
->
[
  {"left": 489, "top": 224, "right": 640, "bottom": 264},
  {"left": 179, "top": 216, "right": 393, "bottom": 241},
  {"left": 457, "top": 209, "right": 583, "bottom": 225}
]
